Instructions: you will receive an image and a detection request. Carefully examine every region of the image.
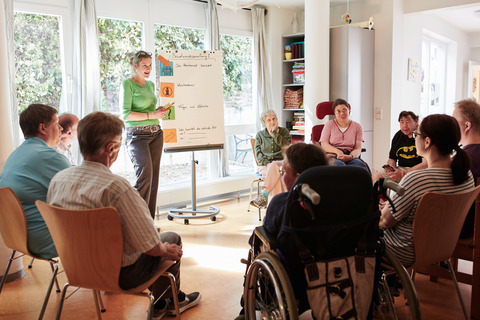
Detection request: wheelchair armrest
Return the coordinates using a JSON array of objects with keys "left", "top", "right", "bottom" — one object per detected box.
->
[{"left": 253, "top": 226, "right": 279, "bottom": 252}]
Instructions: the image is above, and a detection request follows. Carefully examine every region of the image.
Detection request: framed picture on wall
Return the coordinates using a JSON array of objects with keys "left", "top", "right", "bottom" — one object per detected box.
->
[{"left": 468, "top": 60, "right": 480, "bottom": 103}]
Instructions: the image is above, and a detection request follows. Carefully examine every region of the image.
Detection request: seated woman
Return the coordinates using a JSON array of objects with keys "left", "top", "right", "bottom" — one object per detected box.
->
[
  {"left": 320, "top": 98, "right": 366, "bottom": 169},
  {"left": 250, "top": 109, "right": 291, "bottom": 209},
  {"left": 380, "top": 114, "right": 475, "bottom": 267}
]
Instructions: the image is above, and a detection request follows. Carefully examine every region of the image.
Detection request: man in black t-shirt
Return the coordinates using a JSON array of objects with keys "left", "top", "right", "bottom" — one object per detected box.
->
[{"left": 373, "top": 111, "right": 427, "bottom": 182}]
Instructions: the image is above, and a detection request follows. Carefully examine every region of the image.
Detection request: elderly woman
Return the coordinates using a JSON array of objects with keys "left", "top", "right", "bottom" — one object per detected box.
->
[
  {"left": 380, "top": 114, "right": 474, "bottom": 267},
  {"left": 320, "top": 98, "right": 366, "bottom": 169},
  {"left": 250, "top": 109, "right": 291, "bottom": 209}
]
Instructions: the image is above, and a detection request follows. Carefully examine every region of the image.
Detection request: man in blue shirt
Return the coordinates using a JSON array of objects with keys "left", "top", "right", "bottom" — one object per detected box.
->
[{"left": 0, "top": 104, "right": 71, "bottom": 258}]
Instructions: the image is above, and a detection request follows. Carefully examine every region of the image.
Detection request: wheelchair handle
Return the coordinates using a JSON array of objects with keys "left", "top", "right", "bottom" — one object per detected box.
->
[
  {"left": 301, "top": 184, "right": 320, "bottom": 205},
  {"left": 382, "top": 178, "right": 405, "bottom": 196}
]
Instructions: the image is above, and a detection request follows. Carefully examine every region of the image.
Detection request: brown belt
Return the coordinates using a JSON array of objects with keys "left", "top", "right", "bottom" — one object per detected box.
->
[{"left": 127, "top": 124, "right": 161, "bottom": 134}]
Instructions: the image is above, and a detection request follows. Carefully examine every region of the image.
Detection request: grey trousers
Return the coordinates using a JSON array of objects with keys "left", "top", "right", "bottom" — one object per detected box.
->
[{"left": 119, "top": 232, "right": 181, "bottom": 299}]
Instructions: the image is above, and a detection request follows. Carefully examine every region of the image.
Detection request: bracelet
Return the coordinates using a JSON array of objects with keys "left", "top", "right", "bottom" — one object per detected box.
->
[{"left": 147, "top": 112, "right": 149, "bottom": 120}]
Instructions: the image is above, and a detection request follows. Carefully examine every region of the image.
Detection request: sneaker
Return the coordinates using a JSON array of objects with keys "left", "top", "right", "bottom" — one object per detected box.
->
[
  {"left": 168, "top": 292, "right": 202, "bottom": 315},
  {"left": 151, "top": 303, "right": 168, "bottom": 320},
  {"left": 250, "top": 194, "right": 268, "bottom": 209}
]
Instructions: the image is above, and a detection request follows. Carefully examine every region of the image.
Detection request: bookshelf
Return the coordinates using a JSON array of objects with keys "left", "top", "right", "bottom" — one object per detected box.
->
[{"left": 282, "top": 33, "right": 305, "bottom": 143}]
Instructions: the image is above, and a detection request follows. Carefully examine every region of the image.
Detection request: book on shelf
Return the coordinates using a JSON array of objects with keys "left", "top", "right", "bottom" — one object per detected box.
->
[{"left": 290, "top": 130, "right": 305, "bottom": 135}]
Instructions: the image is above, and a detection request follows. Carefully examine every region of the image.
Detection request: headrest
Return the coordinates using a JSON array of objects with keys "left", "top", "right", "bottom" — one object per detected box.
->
[
  {"left": 316, "top": 101, "right": 352, "bottom": 119},
  {"left": 289, "top": 166, "right": 373, "bottom": 224}
]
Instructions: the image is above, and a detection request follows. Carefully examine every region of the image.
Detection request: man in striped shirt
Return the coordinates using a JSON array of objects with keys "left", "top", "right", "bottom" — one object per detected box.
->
[{"left": 47, "top": 112, "right": 201, "bottom": 319}]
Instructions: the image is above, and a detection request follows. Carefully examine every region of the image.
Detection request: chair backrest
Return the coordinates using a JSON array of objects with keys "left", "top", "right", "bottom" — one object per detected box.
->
[
  {"left": 250, "top": 138, "right": 259, "bottom": 166},
  {"left": 412, "top": 185, "right": 480, "bottom": 268},
  {"left": 316, "top": 101, "right": 352, "bottom": 120},
  {"left": 316, "top": 101, "right": 335, "bottom": 120},
  {"left": 0, "top": 187, "right": 31, "bottom": 255},
  {"left": 36, "top": 201, "right": 124, "bottom": 291},
  {"left": 280, "top": 166, "right": 378, "bottom": 259},
  {"left": 311, "top": 125, "right": 324, "bottom": 144}
]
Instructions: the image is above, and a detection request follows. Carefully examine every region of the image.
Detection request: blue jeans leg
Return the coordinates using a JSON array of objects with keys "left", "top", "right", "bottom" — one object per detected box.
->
[{"left": 127, "top": 129, "right": 164, "bottom": 219}]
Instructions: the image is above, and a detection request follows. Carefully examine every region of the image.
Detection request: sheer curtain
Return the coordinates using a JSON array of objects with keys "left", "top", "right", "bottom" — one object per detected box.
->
[
  {"left": 71, "top": 0, "right": 102, "bottom": 118},
  {"left": 251, "top": 6, "right": 272, "bottom": 128},
  {"left": 0, "top": 0, "right": 24, "bottom": 281},
  {"left": 206, "top": 0, "right": 230, "bottom": 177}
]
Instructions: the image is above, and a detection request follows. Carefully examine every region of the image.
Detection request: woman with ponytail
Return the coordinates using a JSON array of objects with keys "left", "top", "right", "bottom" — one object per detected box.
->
[{"left": 379, "top": 114, "right": 474, "bottom": 267}]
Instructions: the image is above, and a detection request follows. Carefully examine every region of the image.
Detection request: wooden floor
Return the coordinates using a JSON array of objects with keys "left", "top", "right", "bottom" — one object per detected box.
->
[{"left": 0, "top": 194, "right": 473, "bottom": 319}]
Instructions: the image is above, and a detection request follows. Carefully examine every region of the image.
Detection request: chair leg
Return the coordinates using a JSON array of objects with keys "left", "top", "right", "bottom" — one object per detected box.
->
[
  {"left": 0, "top": 250, "right": 15, "bottom": 294},
  {"left": 28, "top": 257, "right": 35, "bottom": 269},
  {"left": 247, "top": 179, "right": 256, "bottom": 212},
  {"left": 380, "top": 272, "right": 399, "bottom": 320},
  {"left": 92, "top": 290, "right": 103, "bottom": 320},
  {"left": 445, "top": 260, "right": 468, "bottom": 320},
  {"left": 49, "top": 261, "right": 61, "bottom": 293},
  {"left": 257, "top": 180, "right": 262, "bottom": 222},
  {"left": 38, "top": 260, "right": 59, "bottom": 320},
  {"left": 165, "top": 272, "right": 181, "bottom": 320},
  {"left": 55, "top": 282, "right": 71, "bottom": 320},
  {"left": 96, "top": 290, "right": 106, "bottom": 312}
]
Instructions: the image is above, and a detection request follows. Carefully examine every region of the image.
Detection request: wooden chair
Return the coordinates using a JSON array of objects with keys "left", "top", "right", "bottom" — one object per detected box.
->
[
  {"left": 0, "top": 187, "right": 60, "bottom": 320},
  {"left": 416, "top": 178, "right": 480, "bottom": 319},
  {"left": 35, "top": 200, "right": 181, "bottom": 320},
  {"left": 247, "top": 138, "right": 265, "bottom": 221},
  {"left": 410, "top": 185, "right": 480, "bottom": 320}
]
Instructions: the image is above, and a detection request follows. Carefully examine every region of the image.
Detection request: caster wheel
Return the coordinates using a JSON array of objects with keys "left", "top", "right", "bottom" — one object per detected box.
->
[
  {"left": 184, "top": 219, "right": 189, "bottom": 225},
  {"left": 210, "top": 216, "right": 216, "bottom": 221},
  {"left": 167, "top": 215, "right": 173, "bottom": 221}
]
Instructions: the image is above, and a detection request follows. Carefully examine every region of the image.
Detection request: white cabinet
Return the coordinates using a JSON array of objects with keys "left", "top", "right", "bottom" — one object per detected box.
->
[{"left": 330, "top": 26, "right": 375, "bottom": 168}]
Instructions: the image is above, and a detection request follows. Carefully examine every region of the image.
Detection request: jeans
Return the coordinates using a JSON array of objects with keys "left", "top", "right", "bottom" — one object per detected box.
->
[
  {"left": 126, "top": 128, "right": 163, "bottom": 219},
  {"left": 334, "top": 158, "right": 368, "bottom": 170},
  {"left": 119, "top": 232, "right": 181, "bottom": 299}
]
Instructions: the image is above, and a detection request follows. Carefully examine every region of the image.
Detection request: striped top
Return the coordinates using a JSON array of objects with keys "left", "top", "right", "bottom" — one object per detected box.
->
[
  {"left": 384, "top": 168, "right": 474, "bottom": 267},
  {"left": 47, "top": 161, "right": 161, "bottom": 267}
]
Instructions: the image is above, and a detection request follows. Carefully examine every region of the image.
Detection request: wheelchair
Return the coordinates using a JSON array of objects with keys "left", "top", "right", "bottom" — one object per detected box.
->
[{"left": 240, "top": 166, "right": 421, "bottom": 320}]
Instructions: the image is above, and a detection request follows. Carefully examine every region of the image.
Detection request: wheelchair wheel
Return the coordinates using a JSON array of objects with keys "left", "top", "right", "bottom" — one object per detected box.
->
[
  {"left": 379, "top": 248, "right": 421, "bottom": 320},
  {"left": 244, "top": 252, "right": 298, "bottom": 320}
]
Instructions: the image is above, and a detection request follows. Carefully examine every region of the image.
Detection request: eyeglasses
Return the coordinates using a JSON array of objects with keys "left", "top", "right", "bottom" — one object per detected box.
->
[
  {"left": 335, "top": 108, "right": 349, "bottom": 114},
  {"left": 412, "top": 131, "right": 423, "bottom": 139}
]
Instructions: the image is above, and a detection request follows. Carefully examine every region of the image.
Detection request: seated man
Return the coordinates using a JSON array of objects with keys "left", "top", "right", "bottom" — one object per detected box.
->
[
  {"left": 250, "top": 109, "right": 291, "bottom": 209},
  {"left": 47, "top": 112, "right": 200, "bottom": 319},
  {"left": 453, "top": 99, "right": 480, "bottom": 238},
  {"left": 373, "top": 111, "right": 426, "bottom": 182},
  {"left": 0, "top": 103, "right": 71, "bottom": 258},
  {"left": 53, "top": 113, "right": 79, "bottom": 165}
]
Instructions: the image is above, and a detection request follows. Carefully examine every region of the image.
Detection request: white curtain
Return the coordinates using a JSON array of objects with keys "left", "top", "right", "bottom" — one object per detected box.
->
[
  {"left": 206, "top": 0, "right": 230, "bottom": 177},
  {"left": 71, "top": 0, "right": 102, "bottom": 119},
  {"left": 0, "top": 0, "right": 24, "bottom": 281},
  {"left": 252, "top": 6, "right": 272, "bottom": 128}
]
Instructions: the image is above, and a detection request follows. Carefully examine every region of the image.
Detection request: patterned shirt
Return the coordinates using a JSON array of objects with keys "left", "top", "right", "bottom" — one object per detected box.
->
[
  {"left": 384, "top": 168, "right": 474, "bottom": 267},
  {"left": 47, "top": 161, "right": 160, "bottom": 267},
  {"left": 53, "top": 141, "right": 76, "bottom": 165}
]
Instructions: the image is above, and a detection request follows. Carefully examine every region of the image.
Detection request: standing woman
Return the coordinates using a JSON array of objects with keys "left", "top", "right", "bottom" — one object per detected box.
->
[{"left": 122, "top": 50, "right": 173, "bottom": 218}]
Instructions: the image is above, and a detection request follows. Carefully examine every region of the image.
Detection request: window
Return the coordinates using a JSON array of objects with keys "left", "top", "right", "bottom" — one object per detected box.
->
[
  {"left": 421, "top": 37, "right": 446, "bottom": 117},
  {"left": 97, "top": 17, "right": 142, "bottom": 115},
  {"left": 14, "top": 12, "right": 64, "bottom": 112},
  {"left": 220, "top": 34, "right": 255, "bottom": 174}
]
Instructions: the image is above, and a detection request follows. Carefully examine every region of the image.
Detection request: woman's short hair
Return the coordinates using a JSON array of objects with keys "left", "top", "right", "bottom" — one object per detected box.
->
[
  {"left": 455, "top": 99, "right": 480, "bottom": 135},
  {"left": 78, "top": 112, "right": 125, "bottom": 157},
  {"left": 420, "top": 114, "right": 470, "bottom": 185},
  {"left": 19, "top": 103, "right": 58, "bottom": 138},
  {"left": 130, "top": 50, "right": 152, "bottom": 68},
  {"left": 332, "top": 98, "right": 350, "bottom": 112},
  {"left": 398, "top": 111, "right": 419, "bottom": 122},
  {"left": 284, "top": 142, "right": 329, "bottom": 174},
  {"left": 260, "top": 109, "right": 277, "bottom": 126}
]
